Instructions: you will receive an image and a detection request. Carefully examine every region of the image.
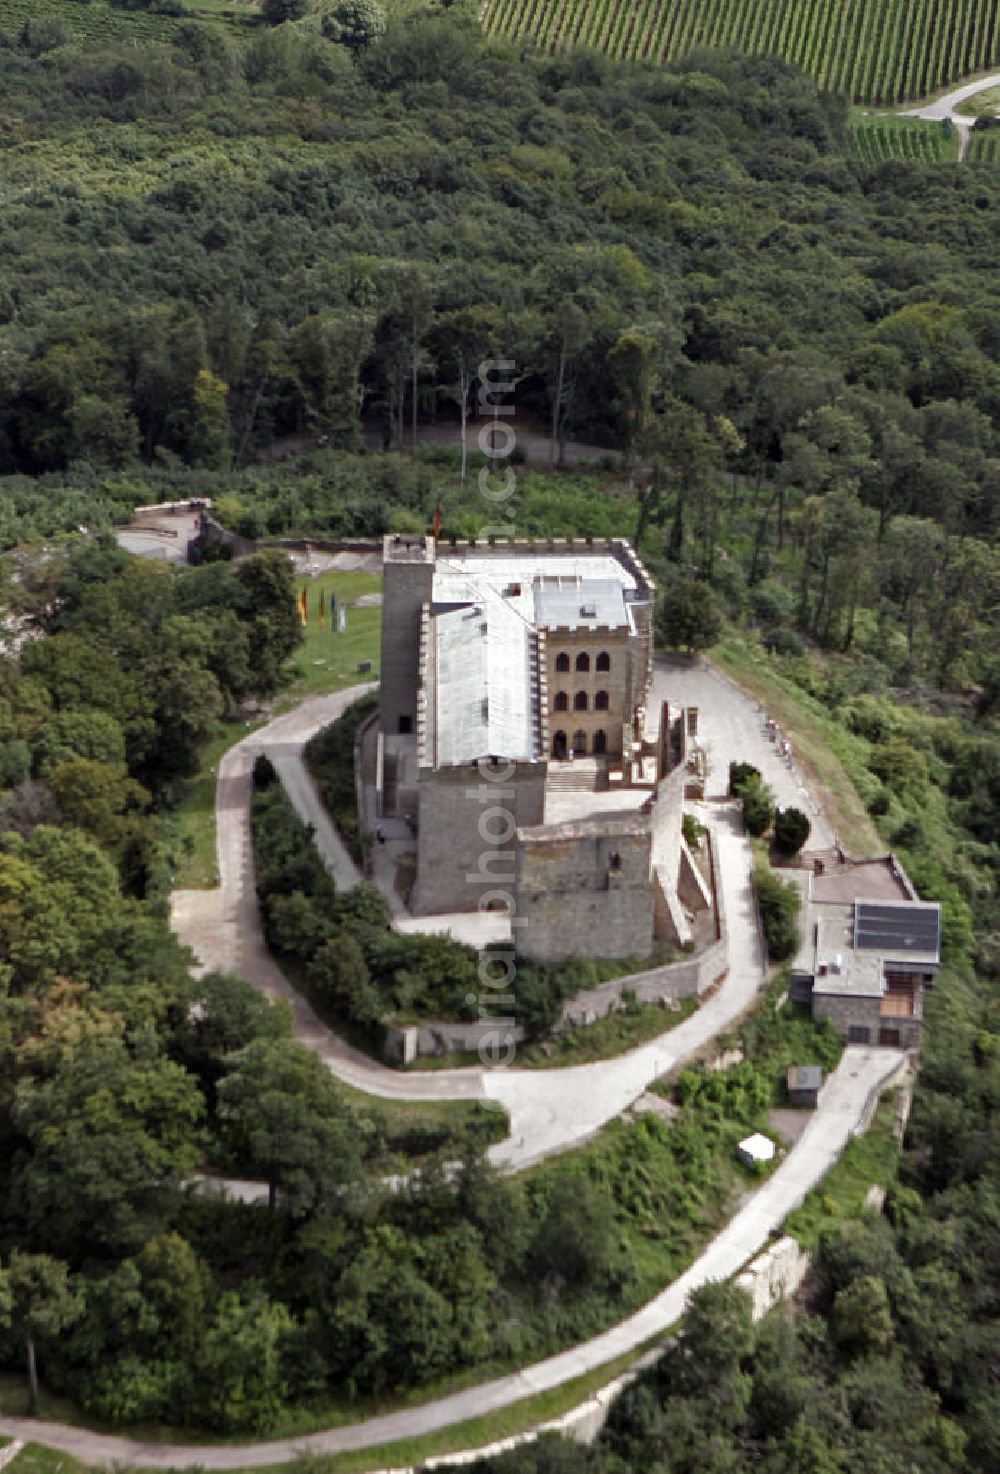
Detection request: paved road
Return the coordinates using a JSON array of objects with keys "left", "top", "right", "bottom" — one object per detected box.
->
[
  {"left": 900, "top": 70, "right": 1000, "bottom": 158},
  {"left": 649, "top": 659, "right": 836, "bottom": 848},
  {"left": 171, "top": 657, "right": 841, "bottom": 1168},
  {"left": 0, "top": 1048, "right": 903, "bottom": 1470}
]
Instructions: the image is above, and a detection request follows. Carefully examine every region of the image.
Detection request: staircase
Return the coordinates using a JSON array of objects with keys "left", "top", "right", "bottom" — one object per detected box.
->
[{"left": 545, "top": 759, "right": 604, "bottom": 794}]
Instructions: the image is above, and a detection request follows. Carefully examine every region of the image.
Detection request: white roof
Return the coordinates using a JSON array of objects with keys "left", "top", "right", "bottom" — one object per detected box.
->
[
  {"left": 738, "top": 1133, "right": 776, "bottom": 1163},
  {"left": 433, "top": 600, "right": 536, "bottom": 766},
  {"left": 427, "top": 551, "right": 640, "bottom": 767}
]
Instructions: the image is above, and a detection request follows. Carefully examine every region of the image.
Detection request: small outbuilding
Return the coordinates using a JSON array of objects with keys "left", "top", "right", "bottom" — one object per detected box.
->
[
  {"left": 786, "top": 1064, "right": 823, "bottom": 1109},
  {"left": 737, "top": 1132, "right": 776, "bottom": 1170}
]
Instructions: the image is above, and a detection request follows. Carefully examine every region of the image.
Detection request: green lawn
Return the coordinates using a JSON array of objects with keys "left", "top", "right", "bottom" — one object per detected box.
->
[
  {"left": 171, "top": 566, "right": 381, "bottom": 889},
  {"left": 277, "top": 569, "right": 382, "bottom": 704},
  {"left": 956, "top": 84, "right": 1000, "bottom": 117},
  {"left": 0, "top": 1445, "right": 91, "bottom": 1474}
]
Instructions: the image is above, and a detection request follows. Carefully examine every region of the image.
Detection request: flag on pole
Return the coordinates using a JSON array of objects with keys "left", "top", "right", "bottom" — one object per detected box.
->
[
  {"left": 338, "top": 605, "right": 347, "bottom": 634},
  {"left": 298, "top": 587, "right": 308, "bottom": 626},
  {"left": 330, "top": 594, "right": 338, "bottom": 631},
  {"left": 319, "top": 588, "right": 326, "bottom": 623}
]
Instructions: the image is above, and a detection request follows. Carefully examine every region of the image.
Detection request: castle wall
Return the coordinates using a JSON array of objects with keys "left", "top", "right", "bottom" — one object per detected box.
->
[
  {"left": 380, "top": 536, "right": 435, "bottom": 739},
  {"left": 514, "top": 821, "right": 654, "bottom": 964},
  {"left": 413, "top": 760, "right": 546, "bottom": 915}
]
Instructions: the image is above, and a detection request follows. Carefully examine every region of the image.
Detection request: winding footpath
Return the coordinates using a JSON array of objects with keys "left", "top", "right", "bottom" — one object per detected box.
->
[
  {"left": 170, "top": 660, "right": 832, "bottom": 1169},
  {"left": 901, "top": 70, "right": 1000, "bottom": 159},
  {"left": 0, "top": 1047, "right": 904, "bottom": 1469},
  {"left": 0, "top": 661, "right": 910, "bottom": 1466}
]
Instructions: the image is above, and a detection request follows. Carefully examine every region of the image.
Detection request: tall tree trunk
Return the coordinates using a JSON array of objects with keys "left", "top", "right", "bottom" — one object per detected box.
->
[
  {"left": 410, "top": 314, "right": 418, "bottom": 461},
  {"left": 550, "top": 340, "right": 566, "bottom": 471},
  {"left": 459, "top": 362, "right": 469, "bottom": 486},
  {"left": 26, "top": 1335, "right": 38, "bottom": 1415}
]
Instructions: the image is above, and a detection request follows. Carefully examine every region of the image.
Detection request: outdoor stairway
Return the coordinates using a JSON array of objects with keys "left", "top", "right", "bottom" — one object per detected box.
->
[{"left": 545, "top": 759, "right": 605, "bottom": 794}]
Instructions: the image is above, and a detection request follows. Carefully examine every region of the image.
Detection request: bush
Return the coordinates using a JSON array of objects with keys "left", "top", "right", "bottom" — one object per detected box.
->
[
  {"left": 741, "top": 777, "right": 775, "bottom": 837},
  {"left": 728, "top": 761, "right": 761, "bottom": 796},
  {"left": 763, "top": 626, "right": 804, "bottom": 657},
  {"left": 753, "top": 861, "right": 801, "bottom": 961},
  {"left": 773, "top": 806, "right": 810, "bottom": 855}
]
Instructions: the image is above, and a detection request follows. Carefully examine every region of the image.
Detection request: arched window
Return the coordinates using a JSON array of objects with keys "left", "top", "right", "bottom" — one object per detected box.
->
[
  {"left": 554, "top": 691, "right": 568, "bottom": 712},
  {"left": 594, "top": 729, "right": 608, "bottom": 755},
  {"left": 609, "top": 849, "right": 621, "bottom": 870},
  {"left": 573, "top": 730, "right": 587, "bottom": 756},
  {"left": 595, "top": 689, "right": 609, "bottom": 711},
  {"left": 555, "top": 653, "right": 570, "bottom": 673},
  {"left": 596, "top": 651, "right": 611, "bottom": 672},
  {"left": 574, "top": 690, "right": 588, "bottom": 711},
  {"left": 552, "top": 730, "right": 567, "bottom": 759},
  {"left": 575, "top": 652, "right": 590, "bottom": 672}
]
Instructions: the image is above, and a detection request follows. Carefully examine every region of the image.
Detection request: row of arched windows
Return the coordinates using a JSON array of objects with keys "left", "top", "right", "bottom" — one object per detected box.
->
[
  {"left": 555, "top": 651, "right": 611, "bottom": 673},
  {"left": 554, "top": 690, "right": 609, "bottom": 712},
  {"left": 552, "top": 730, "right": 607, "bottom": 757}
]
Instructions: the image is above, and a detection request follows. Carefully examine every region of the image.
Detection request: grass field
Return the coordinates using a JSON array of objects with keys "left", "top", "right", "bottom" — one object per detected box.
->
[
  {"left": 170, "top": 566, "right": 381, "bottom": 888},
  {"left": 849, "top": 113, "right": 960, "bottom": 164},
  {"left": 482, "top": 0, "right": 1000, "bottom": 106},
  {"left": 956, "top": 82, "right": 1000, "bottom": 114}
]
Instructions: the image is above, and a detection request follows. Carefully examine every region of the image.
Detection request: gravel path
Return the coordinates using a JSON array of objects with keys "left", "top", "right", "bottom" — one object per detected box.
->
[
  {"left": 900, "top": 70, "right": 1000, "bottom": 159},
  {"left": 0, "top": 1048, "right": 904, "bottom": 1469},
  {"left": 170, "top": 658, "right": 840, "bottom": 1166}
]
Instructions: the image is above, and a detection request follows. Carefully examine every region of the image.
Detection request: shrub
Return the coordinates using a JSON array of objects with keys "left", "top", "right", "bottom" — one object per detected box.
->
[
  {"left": 773, "top": 806, "right": 810, "bottom": 855},
  {"left": 741, "top": 777, "right": 775, "bottom": 837},
  {"left": 753, "top": 861, "right": 801, "bottom": 961},
  {"left": 728, "top": 761, "right": 761, "bottom": 796}
]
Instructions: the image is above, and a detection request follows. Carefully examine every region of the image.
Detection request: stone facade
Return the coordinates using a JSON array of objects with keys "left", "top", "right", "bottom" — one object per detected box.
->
[
  {"left": 812, "top": 991, "right": 922, "bottom": 1050},
  {"left": 380, "top": 534, "right": 435, "bottom": 738},
  {"left": 514, "top": 817, "right": 654, "bottom": 964},
  {"left": 378, "top": 535, "right": 711, "bottom": 965},
  {"left": 413, "top": 760, "right": 545, "bottom": 915}
]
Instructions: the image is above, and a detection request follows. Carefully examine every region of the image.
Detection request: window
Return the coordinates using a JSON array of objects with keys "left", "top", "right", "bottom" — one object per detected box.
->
[
  {"left": 398, "top": 715, "right": 412, "bottom": 735},
  {"left": 555, "top": 653, "right": 570, "bottom": 673},
  {"left": 552, "top": 731, "right": 567, "bottom": 759},
  {"left": 609, "top": 849, "right": 621, "bottom": 870},
  {"left": 575, "top": 652, "right": 590, "bottom": 672},
  {"left": 596, "top": 651, "right": 610, "bottom": 672},
  {"left": 574, "top": 690, "right": 588, "bottom": 711},
  {"left": 594, "top": 729, "right": 607, "bottom": 755},
  {"left": 595, "top": 689, "right": 609, "bottom": 711},
  {"left": 554, "top": 691, "right": 568, "bottom": 712},
  {"left": 847, "top": 1025, "right": 871, "bottom": 1044},
  {"left": 572, "top": 730, "right": 587, "bottom": 755}
]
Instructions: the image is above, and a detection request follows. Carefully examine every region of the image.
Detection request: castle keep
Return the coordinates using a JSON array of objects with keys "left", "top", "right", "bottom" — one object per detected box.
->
[{"left": 378, "top": 536, "right": 709, "bottom": 965}]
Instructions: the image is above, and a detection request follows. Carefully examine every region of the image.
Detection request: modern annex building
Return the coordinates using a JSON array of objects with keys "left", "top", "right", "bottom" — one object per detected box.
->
[{"left": 377, "top": 535, "right": 711, "bottom": 964}]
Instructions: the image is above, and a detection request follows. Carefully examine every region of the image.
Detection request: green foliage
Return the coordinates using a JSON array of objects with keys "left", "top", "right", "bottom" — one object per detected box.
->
[
  {"left": 753, "top": 855, "right": 802, "bottom": 961},
  {"left": 303, "top": 693, "right": 377, "bottom": 864},
  {"left": 849, "top": 115, "right": 960, "bottom": 164},
  {"left": 655, "top": 576, "right": 723, "bottom": 652},
  {"left": 773, "top": 806, "right": 811, "bottom": 856}
]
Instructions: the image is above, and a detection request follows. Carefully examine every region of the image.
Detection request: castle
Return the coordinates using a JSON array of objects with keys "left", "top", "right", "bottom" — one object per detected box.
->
[{"left": 377, "top": 536, "right": 711, "bottom": 965}]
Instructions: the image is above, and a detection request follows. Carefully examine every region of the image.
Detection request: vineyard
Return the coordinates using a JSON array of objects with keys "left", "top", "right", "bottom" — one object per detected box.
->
[
  {"left": 849, "top": 115, "right": 960, "bottom": 164},
  {"left": 481, "top": 0, "right": 1000, "bottom": 105},
  {"left": 967, "top": 125, "right": 1000, "bottom": 158}
]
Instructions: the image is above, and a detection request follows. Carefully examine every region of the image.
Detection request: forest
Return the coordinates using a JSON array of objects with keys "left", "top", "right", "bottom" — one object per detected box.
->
[{"left": 0, "top": 6, "right": 996, "bottom": 1468}]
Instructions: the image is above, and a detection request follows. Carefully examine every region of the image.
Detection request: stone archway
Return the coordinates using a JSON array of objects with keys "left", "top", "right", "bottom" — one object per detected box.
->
[{"left": 552, "top": 730, "right": 567, "bottom": 759}]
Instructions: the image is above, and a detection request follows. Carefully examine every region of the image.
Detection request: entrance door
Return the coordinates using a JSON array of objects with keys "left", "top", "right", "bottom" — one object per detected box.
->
[
  {"left": 552, "top": 730, "right": 567, "bottom": 759},
  {"left": 593, "top": 729, "right": 607, "bottom": 755},
  {"left": 878, "top": 1026, "right": 901, "bottom": 1047}
]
